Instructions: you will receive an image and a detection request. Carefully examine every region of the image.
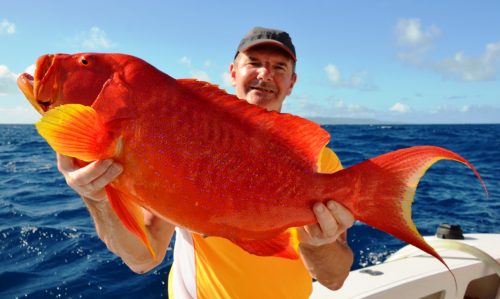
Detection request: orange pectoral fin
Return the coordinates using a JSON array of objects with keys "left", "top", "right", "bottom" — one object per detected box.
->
[
  {"left": 230, "top": 229, "right": 300, "bottom": 259},
  {"left": 105, "top": 187, "right": 156, "bottom": 259},
  {"left": 35, "top": 104, "right": 117, "bottom": 161}
]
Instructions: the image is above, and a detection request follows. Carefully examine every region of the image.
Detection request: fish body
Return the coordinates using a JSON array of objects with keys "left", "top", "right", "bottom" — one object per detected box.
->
[{"left": 18, "top": 53, "right": 486, "bottom": 268}]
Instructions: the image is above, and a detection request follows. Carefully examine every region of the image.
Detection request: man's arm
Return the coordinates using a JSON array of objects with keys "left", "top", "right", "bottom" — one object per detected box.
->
[
  {"left": 298, "top": 200, "right": 354, "bottom": 290},
  {"left": 57, "top": 154, "right": 174, "bottom": 273}
]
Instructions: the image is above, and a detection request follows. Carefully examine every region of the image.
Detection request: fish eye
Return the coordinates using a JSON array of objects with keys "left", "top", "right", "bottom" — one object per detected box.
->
[{"left": 80, "top": 57, "right": 89, "bottom": 65}]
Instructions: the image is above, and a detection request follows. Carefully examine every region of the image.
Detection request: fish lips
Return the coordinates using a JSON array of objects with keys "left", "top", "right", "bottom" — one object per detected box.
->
[{"left": 17, "top": 54, "right": 57, "bottom": 114}]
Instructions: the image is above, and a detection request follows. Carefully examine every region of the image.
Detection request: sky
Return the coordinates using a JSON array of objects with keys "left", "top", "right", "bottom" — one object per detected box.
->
[{"left": 1, "top": 0, "right": 499, "bottom": 124}]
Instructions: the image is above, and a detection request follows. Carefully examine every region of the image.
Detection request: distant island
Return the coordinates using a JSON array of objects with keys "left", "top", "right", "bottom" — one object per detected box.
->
[{"left": 306, "top": 116, "right": 400, "bottom": 125}]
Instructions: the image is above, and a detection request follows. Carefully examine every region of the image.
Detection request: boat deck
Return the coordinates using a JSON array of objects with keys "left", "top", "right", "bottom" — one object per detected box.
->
[{"left": 310, "top": 233, "right": 500, "bottom": 299}]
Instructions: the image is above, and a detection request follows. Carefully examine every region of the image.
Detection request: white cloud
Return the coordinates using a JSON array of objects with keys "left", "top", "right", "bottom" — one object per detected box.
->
[
  {"left": 390, "top": 102, "right": 410, "bottom": 113},
  {"left": 0, "top": 65, "right": 18, "bottom": 96},
  {"left": 335, "top": 100, "right": 373, "bottom": 114},
  {"left": 324, "top": 64, "right": 341, "bottom": 83},
  {"left": 0, "top": 106, "right": 39, "bottom": 123},
  {"left": 25, "top": 64, "right": 36, "bottom": 76},
  {"left": 394, "top": 19, "right": 500, "bottom": 81},
  {"left": 179, "top": 56, "right": 213, "bottom": 82},
  {"left": 435, "top": 41, "right": 500, "bottom": 81},
  {"left": 395, "top": 18, "right": 440, "bottom": 65},
  {"left": 77, "top": 26, "right": 115, "bottom": 50},
  {"left": 395, "top": 18, "right": 440, "bottom": 47},
  {"left": 190, "top": 70, "right": 210, "bottom": 81},
  {"left": 222, "top": 71, "right": 232, "bottom": 87},
  {"left": 0, "top": 18, "right": 16, "bottom": 35},
  {"left": 179, "top": 56, "right": 192, "bottom": 67},
  {"left": 324, "top": 64, "right": 376, "bottom": 91},
  {"left": 284, "top": 95, "right": 376, "bottom": 119},
  {"left": 423, "top": 104, "right": 500, "bottom": 123},
  {"left": 285, "top": 94, "right": 499, "bottom": 124}
]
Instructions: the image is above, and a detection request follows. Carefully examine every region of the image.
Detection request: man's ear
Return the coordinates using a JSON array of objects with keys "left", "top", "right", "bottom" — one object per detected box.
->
[
  {"left": 287, "top": 73, "right": 298, "bottom": 96},
  {"left": 229, "top": 63, "right": 237, "bottom": 87}
]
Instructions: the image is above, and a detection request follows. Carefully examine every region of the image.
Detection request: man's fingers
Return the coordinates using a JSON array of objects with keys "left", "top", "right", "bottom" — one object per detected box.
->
[
  {"left": 66, "top": 159, "right": 114, "bottom": 186},
  {"left": 87, "top": 163, "right": 123, "bottom": 190},
  {"left": 57, "top": 153, "right": 77, "bottom": 172},
  {"left": 313, "top": 202, "right": 339, "bottom": 238},
  {"left": 327, "top": 201, "right": 355, "bottom": 231}
]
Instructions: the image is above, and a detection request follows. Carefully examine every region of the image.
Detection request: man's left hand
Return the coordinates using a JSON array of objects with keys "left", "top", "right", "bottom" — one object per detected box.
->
[{"left": 298, "top": 200, "right": 355, "bottom": 247}]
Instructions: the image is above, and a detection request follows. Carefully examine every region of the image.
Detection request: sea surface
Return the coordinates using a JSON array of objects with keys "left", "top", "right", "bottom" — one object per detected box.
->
[{"left": 1, "top": 124, "right": 499, "bottom": 298}]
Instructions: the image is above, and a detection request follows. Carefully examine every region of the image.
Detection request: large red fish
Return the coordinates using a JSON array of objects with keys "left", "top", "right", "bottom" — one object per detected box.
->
[{"left": 18, "top": 53, "right": 486, "bottom": 270}]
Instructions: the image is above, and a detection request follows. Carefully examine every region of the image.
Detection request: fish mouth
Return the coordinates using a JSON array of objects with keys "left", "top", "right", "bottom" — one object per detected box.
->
[{"left": 17, "top": 54, "right": 56, "bottom": 114}]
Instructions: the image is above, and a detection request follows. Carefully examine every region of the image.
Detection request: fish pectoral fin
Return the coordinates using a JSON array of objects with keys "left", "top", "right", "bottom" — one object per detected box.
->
[
  {"left": 230, "top": 229, "right": 299, "bottom": 259},
  {"left": 35, "top": 104, "right": 117, "bottom": 161},
  {"left": 105, "top": 186, "right": 157, "bottom": 259}
]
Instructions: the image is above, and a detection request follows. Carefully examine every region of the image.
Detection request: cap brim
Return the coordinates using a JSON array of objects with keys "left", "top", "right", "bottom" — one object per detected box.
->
[{"left": 239, "top": 40, "right": 297, "bottom": 61}]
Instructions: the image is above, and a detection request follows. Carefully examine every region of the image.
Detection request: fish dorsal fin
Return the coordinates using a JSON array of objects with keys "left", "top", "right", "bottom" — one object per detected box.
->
[{"left": 176, "top": 79, "right": 331, "bottom": 171}]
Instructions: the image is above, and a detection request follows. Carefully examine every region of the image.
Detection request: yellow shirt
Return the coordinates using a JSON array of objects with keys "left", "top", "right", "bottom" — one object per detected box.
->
[{"left": 168, "top": 147, "right": 342, "bottom": 299}]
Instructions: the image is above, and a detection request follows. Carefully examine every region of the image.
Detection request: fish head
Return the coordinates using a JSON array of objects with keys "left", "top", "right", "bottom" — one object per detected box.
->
[{"left": 17, "top": 53, "right": 118, "bottom": 114}]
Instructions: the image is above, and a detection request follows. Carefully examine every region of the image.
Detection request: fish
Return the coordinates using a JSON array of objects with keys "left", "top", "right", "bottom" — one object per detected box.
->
[{"left": 18, "top": 53, "right": 487, "bottom": 274}]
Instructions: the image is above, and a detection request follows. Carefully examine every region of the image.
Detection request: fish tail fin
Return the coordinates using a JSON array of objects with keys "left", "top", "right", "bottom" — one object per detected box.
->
[
  {"left": 35, "top": 104, "right": 117, "bottom": 161},
  {"left": 339, "top": 146, "right": 486, "bottom": 285},
  {"left": 105, "top": 186, "right": 157, "bottom": 259}
]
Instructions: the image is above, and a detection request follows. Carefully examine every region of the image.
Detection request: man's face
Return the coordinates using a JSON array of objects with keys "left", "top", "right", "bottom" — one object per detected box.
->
[{"left": 230, "top": 46, "right": 297, "bottom": 112}]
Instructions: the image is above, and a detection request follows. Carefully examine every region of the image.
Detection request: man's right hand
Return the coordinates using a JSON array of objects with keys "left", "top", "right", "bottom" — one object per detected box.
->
[
  {"left": 56, "top": 154, "right": 173, "bottom": 273},
  {"left": 57, "top": 153, "right": 123, "bottom": 202}
]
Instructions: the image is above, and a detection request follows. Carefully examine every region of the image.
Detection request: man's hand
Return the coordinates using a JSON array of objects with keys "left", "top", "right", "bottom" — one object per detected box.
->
[
  {"left": 298, "top": 200, "right": 354, "bottom": 246},
  {"left": 57, "top": 153, "right": 123, "bottom": 202}
]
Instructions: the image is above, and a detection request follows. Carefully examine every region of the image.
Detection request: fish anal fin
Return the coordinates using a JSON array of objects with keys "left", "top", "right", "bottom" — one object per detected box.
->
[
  {"left": 176, "top": 79, "right": 330, "bottom": 171},
  {"left": 35, "top": 104, "right": 117, "bottom": 161},
  {"left": 105, "top": 186, "right": 156, "bottom": 259},
  {"left": 230, "top": 229, "right": 299, "bottom": 259}
]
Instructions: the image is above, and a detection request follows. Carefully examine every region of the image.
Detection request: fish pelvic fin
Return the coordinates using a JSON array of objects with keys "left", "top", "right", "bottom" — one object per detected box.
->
[
  {"left": 105, "top": 186, "right": 157, "bottom": 259},
  {"left": 35, "top": 104, "right": 118, "bottom": 161},
  {"left": 230, "top": 228, "right": 300, "bottom": 259},
  {"left": 342, "top": 146, "right": 487, "bottom": 287}
]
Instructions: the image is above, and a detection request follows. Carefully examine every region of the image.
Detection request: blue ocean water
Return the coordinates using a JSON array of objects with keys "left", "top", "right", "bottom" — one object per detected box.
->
[{"left": 1, "top": 124, "right": 499, "bottom": 298}]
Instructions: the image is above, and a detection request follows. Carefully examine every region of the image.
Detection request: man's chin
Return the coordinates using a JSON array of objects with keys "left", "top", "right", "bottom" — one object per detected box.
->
[
  {"left": 247, "top": 97, "right": 272, "bottom": 107},
  {"left": 246, "top": 95, "right": 282, "bottom": 111}
]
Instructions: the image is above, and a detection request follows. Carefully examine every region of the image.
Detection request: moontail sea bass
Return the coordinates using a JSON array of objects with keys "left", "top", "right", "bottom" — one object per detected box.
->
[{"left": 17, "top": 53, "right": 487, "bottom": 277}]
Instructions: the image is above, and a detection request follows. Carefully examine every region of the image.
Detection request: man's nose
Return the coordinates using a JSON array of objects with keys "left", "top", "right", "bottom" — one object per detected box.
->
[{"left": 257, "top": 67, "right": 273, "bottom": 81}]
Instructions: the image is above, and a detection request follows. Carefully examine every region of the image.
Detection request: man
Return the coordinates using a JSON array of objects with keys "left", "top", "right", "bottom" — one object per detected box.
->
[{"left": 57, "top": 27, "right": 355, "bottom": 298}]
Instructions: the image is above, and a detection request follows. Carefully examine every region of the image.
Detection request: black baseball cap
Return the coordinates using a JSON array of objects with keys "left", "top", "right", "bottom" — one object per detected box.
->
[{"left": 235, "top": 27, "right": 296, "bottom": 61}]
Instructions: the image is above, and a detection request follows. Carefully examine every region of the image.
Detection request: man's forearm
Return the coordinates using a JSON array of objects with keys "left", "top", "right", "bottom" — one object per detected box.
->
[
  {"left": 82, "top": 197, "right": 173, "bottom": 273},
  {"left": 299, "top": 239, "right": 353, "bottom": 290}
]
